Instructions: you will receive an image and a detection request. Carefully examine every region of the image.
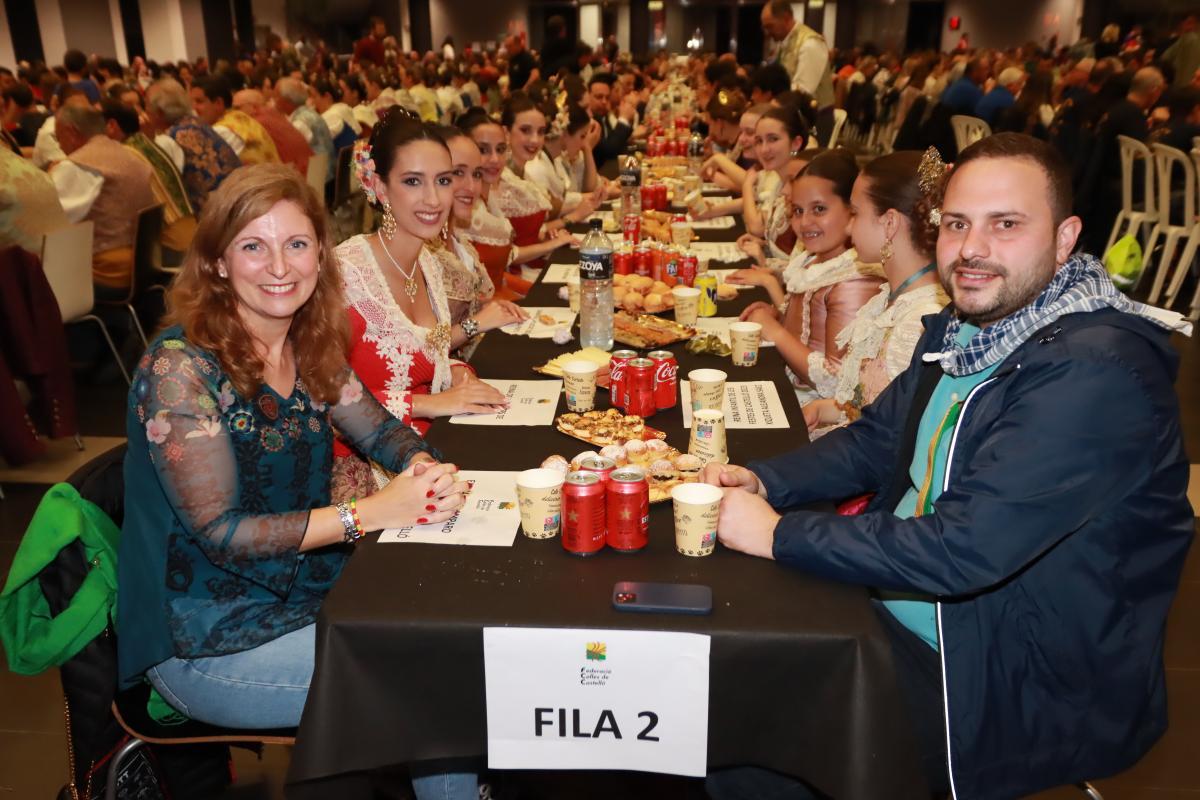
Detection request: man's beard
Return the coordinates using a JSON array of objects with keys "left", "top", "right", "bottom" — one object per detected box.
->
[{"left": 939, "top": 253, "right": 1057, "bottom": 327}]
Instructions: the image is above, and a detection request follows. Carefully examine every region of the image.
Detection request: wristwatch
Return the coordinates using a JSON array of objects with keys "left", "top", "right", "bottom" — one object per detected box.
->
[{"left": 461, "top": 316, "right": 480, "bottom": 338}]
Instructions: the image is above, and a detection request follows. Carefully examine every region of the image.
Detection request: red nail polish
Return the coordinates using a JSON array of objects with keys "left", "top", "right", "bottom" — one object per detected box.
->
[
  {"left": 417, "top": 517, "right": 429, "bottom": 524},
  {"left": 425, "top": 504, "right": 436, "bottom": 512},
  {"left": 426, "top": 490, "right": 435, "bottom": 498}
]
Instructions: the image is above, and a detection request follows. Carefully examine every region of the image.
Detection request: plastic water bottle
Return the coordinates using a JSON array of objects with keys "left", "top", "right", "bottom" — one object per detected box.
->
[{"left": 579, "top": 219, "right": 614, "bottom": 351}]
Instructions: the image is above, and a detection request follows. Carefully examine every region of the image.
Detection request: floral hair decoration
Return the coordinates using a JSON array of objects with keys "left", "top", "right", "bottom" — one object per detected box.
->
[
  {"left": 918, "top": 147, "right": 949, "bottom": 227},
  {"left": 353, "top": 139, "right": 378, "bottom": 205}
]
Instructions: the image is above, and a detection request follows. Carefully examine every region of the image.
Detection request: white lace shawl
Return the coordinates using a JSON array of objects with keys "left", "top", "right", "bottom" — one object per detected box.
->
[
  {"left": 525, "top": 151, "right": 585, "bottom": 215},
  {"left": 463, "top": 197, "right": 515, "bottom": 247},
  {"left": 488, "top": 165, "right": 552, "bottom": 219},
  {"left": 335, "top": 234, "right": 455, "bottom": 423},
  {"left": 756, "top": 169, "right": 791, "bottom": 259}
]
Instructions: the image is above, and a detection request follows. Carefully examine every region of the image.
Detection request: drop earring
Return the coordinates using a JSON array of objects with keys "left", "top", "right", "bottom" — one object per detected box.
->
[
  {"left": 381, "top": 201, "right": 397, "bottom": 240},
  {"left": 880, "top": 239, "right": 894, "bottom": 267}
]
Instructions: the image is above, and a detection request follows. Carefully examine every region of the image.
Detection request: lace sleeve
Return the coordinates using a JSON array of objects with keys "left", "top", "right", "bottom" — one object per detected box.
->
[
  {"left": 882, "top": 312, "right": 931, "bottom": 381},
  {"left": 329, "top": 369, "right": 438, "bottom": 470},
  {"left": 136, "top": 344, "right": 307, "bottom": 597},
  {"left": 806, "top": 351, "right": 839, "bottom": 399}
]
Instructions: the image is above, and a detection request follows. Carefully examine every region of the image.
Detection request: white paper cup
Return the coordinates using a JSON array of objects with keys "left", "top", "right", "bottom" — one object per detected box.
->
[
  {"left": 729, "top": 321, "right": 763, "bottom": 367},
  {"left": 670, "top": 221, "right": 693, "bottom": 248},
  {"left": 561, "top": 360, "right": 599, "bottom": 412},
  {"left": 671, "top": 482, "right": 722, "bottom": 556},
  {"left": 566, "top": 276, "right": 581, "bottom": 313},
  {"left": 672, "top": 286, "right": 701, "bottom": 326},
  {"left": 688, "top": 368, "right": 726, "bottom": 412},
  {"left": 688, "top": 408, "right": 728, "bottom": 465},
  {"left": 516, "top": 468, "right": 565, "bottom": 539}
]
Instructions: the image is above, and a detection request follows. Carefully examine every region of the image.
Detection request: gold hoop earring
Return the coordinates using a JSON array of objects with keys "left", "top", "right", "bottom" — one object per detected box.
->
[
  {"left": 381, "top": 201, "right": 397, "bottom": 240},
  {"left": 880, "top": 239, "right": 894, "bottom": 267}
]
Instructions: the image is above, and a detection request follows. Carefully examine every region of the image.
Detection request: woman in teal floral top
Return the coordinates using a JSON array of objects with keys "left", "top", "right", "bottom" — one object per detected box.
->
[{"left": 118, "top": 163, "right": 468, "bottom": 732}]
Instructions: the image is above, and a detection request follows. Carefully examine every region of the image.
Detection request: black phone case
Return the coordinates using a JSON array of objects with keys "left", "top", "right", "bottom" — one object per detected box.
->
[{"left": 611, "top": 581, "right": 713, "bottom": 615}]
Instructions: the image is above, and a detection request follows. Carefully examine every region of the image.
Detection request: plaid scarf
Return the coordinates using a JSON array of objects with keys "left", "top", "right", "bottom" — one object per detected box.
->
[{"left": 928, "top": 253, "right": 1193, "bottom": 376}]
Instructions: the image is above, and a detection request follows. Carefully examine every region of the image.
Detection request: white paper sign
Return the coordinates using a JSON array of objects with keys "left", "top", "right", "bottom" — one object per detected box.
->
[
  {"left": 681, "top": 381, "right": 790, "bottom": 429},
  {"left": 378, "top": 471, "right": 520, "bottom": 546},
  {"left": 449, "top": 379, "right": 562, "bottom": 426},
  {"left": 485, "top": 627, "right": 710, "bottom": 777},
  {"left": 692, "top": 317, "right": 775, "bottom": 348},
  {"left": 690, "top": 241, "right": 745, "bottom": 263},
  {"left": 702, "top": 183, "right": 731, "bottom": 195},
  {"left": 687, "top": 215, "right": 735, "bottom": 230},
  {"left": 542, "top": 263, "right": 579, "bottom": 284},
  {"left": 500, "top": 307, "right": 577, "bottom": 338}
]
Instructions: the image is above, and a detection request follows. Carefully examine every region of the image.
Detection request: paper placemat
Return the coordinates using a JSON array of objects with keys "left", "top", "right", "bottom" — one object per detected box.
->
[
  {"left": 450, "top": 379, "right": 562, "bottom": 426},
  {"left": 680, "top": 381, "right": 789, "bottom": 429},
  {"left": 500, "top": 307, "right": 577, "bottom": 338},
  {"left": 705, "top": 268, "right": 754, "bottom": 290},
  {"left": 688, "top": 216, "right": 735, "bottom": 230},
  {"left": 690, "top": 242, "right": 745, "bottom": 263},
  {"left": 378, "top": 471, "right": 520, "bottom": 546},
  {"left": 541, "top": 263, "right": 579, "bottom": 284},
  {"left": 693, "top": 317, "right": 775, "bottom": 348}
]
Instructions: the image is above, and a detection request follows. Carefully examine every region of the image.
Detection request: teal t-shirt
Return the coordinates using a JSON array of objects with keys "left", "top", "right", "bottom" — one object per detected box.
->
[{"left": 883, "top": 324, "right": 1000, "bottom": 651}]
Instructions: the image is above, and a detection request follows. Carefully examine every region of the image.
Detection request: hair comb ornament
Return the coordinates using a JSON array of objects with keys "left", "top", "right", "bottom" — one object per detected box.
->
[
  {"left": 353, "top": 139, "right": 378, "bottom": 205},
  {"left": 918, "top": 147, "right": 947, "bottom": 227}
]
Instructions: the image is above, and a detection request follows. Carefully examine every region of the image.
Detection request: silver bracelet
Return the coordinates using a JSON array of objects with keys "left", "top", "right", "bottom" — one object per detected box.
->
[{"left": 335, "top": 502, "right": 358, "bottom": 544}]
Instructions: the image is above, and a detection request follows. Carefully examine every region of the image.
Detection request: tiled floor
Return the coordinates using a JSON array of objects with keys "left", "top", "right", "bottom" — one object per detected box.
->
[{"left": 2, "top": 333, "right": 1198, "bottom": 800}]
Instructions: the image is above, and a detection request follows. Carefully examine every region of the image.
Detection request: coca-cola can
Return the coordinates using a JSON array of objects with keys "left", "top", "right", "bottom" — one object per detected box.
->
[
  {"left": 678, "top": 253, "right": 698, "bottom": 287},
  {"left": 625, "top": 357, "right": 656, "bottom": 418},
  {"left": 633, "top": 245, "right": 652, "bottom": 277},
  {"left": 613, "top": 249, "right": 633, "bottom": 276},
  {"left": 562, "top": 471, "right": 606, "bottom": 556},
  {"left": 647, "top": 350, "right": 678, "bottom": 409},
  {"left": 654, "top": 183, "right": 669, "bottom": 210},
  {"left": 640, "top": 185, "right": 655, "bottom": 211},
  {"left": 609, "top": 349, "right": 637, "bottom": 409},
  {"left": 673, "top": 139, "right": 687, "bottom": 157},
  {"left": 578, "top": 455, "right": 616, "bottom": 485},
  {"left": 622, "top": 213, "right": 641, "bottom": 245},
  {"left": 606, "top": 468, "right": 650, "bottom": 552}
]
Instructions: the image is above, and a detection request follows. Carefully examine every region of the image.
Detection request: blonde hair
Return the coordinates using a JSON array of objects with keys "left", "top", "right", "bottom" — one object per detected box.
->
[{"left": 163, "top": 163, "right": 350, "bottom": 404}]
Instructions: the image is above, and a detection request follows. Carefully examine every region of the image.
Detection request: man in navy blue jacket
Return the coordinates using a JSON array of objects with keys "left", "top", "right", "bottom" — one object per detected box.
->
[{"left": 704, "top": 133, "right": 1194, "bottom": 800}]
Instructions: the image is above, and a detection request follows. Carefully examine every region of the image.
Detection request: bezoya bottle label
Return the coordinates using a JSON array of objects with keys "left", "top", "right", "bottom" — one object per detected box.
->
[
  {"left": 619, "top": 158, "right": 641, "bottom": 189},
  {"left": 580, "top": 251, "right": 613, "bottom": 281}
]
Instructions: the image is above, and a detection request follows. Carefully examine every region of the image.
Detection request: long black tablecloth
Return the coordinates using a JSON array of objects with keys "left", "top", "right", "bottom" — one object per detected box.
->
[{"left": 286, "top": 215, "right": 927, "bottom": 800}]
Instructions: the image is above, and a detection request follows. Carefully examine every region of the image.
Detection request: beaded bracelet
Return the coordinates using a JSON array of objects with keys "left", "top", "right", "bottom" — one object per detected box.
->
[
  {"left": 336, "top": 500, "right": 364, "bottom": 544},
  {"left": 348, "top": 497, "right": 364, "bottom": 540}
]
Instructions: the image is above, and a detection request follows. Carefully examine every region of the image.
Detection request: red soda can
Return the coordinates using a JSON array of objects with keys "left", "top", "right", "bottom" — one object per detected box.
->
[
  {"left": 678, "top": 253, "right": 698, "bottom": 287},
  {"left": 606, "top": 468, "right": 650, "bottom": 552},
  {"left": 578, "top": 455, "right": 616, "bottom": 485},
  {"left": 633, "top": 245, "right": 652, "bottom": 277},
  {"left": 640, "top": 185, "right": 654, "bottom": 210},
  {"left": 622, "top": 213, "right": 641, "bottom": 245},
  {"left": 625, "top": 357, "right": 656, "bottom": 418},
  {"left": 649, "top": 242, "right": 664, "bottom": 282},
  {"left": 562, "top": 471, "right": 606, "bottom": 556},
  {"left": 647, "top": 350, "right": 678, "bottom": 409},
  {"left": 613, "top": 249, "right": 633, "bottom": 276},
  {"left": 609, "top": 349, "right": 637, "bottom": 409},
  {"left": 654, "top": 183, "right": 669, "bottom": 210}
]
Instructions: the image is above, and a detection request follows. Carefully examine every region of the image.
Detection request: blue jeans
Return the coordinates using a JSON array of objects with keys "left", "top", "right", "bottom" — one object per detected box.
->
[{"left": 147, "top": 624, "right": 477, "bottom": 800}]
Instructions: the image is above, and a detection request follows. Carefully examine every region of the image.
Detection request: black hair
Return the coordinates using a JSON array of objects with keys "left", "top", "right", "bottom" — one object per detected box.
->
[
  {"left": 799, "top": 149, "right": 859, "bottom": 205},
  {"left": 704, "top": 60, "right": 737, "bottom": 86},
  {"left": 587, "top": 73, "right": 615, "bottom": 91},
  {"left": 314, "top": 79, "right": 341, "bottom": 101},
  {"left": 773, "top": 90, "right": 818, "bottom": 129},
  {"left": 2, "top": 83, "right": 34, "bottom": 108},
  {"left": 500, "top": 91, "right": 543, "bottom": 128},
  {"left": 63, "top": 49, "right": 88, "bottom": 74},
  {"left": 100, "top": 98, "right": 140, "bottom": 137},
  {"left": 341, "top": 74, "right": 366, "bottom": 101},
  {"left": 366, "top": 113, "right": 451, "bottom": 208},
  {"left": 194, "top": 74, "right": 233, "bottom": 108},
  {"left": 860, "top": 150, "right": 940, "bottom": 258},
  {"left": 758, "top": 102, "right": 811, "bottom": 148},
  {"left": 564, "top": 104, "right": 591, "bottom": 135},
  {"left": 750, "top": 63, "right": 790, "bottom": 97},
  {"left": 456, "top": 106, "right": 499, "bottom": 137}
]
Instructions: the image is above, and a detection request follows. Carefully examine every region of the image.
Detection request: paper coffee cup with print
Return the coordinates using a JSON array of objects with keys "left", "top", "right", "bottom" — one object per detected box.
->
[
  {"left": 673, "top": 286, "right": 701, "bottom": 326},
  {"left": 688, "top": 368, "right": 726, "bottom": 413},
  {"left": 688, "top": 409, "right": 728, "bottom": 465},
  {"left": 561, "top": 360, "right": 598, "bottom": 412},
  {"left": 729, "top": 321, "right": 762, "bottom": 367},
  {"left": 670, "top": 221, "right": 693, "bottom": 248},
  {"left": 566, "top": 276, "right": 581, "bottom": 313},
  {"left": 516, "top": 468, "right": 565, "bottom": 539},
  {"left": 671, "top": 482, "right": 721, "bottom": 557}
]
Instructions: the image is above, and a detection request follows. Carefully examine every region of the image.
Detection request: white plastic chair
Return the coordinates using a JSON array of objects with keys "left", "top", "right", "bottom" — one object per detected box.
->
[
  {"left": 1104, "top": 135, "right": 1159, "bottom": 257},
  {"left": 828, "top": 108, "right": 848, "bottom": 149},
  {"left": 1142, "top": 144, "right": 1196, "bottom": 305},
  {"left": 306, "top": 153, "right": 329, "bottom": 206},
  {"left": 40, "top": 222, "right": 131, "bottom": 385},
  {"left": 951, "top": 114, "right": 991, "bottom": 154},
  {"left": 1168, "top": 147, "right": 1200, "bottom": 320}
]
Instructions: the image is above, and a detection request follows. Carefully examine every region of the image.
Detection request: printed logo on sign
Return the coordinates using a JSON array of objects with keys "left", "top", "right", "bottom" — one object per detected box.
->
[{"left": 586, "top": 642, "right": 607, "bottom": 661}]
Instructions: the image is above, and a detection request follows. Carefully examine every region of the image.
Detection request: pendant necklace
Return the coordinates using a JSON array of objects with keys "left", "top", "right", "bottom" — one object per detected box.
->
[{"left": 377, "top": 230, "right": 420, "bottom": 302}]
